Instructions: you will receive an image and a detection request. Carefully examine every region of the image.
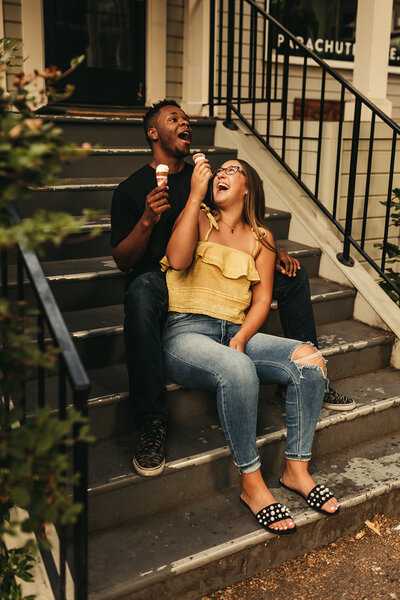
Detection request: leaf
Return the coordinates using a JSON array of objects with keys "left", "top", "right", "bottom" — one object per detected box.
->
[
  {"left": 355, "top": 530, "right": 365, "bottom": 539},
  {"left": 365, "top": 519, "right": 382, "bottom": 536},
  {"left": 9, "top": 487, "right": 31, "bottom": 507}
]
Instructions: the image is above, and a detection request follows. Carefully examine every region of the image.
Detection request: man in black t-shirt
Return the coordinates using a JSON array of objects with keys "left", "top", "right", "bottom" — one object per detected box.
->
[
  {"left": 111, "top": 100, "right": 354, "bottom": 478},
  {"left": 112, "top": 100, "right": 201, "bottom": 477}
]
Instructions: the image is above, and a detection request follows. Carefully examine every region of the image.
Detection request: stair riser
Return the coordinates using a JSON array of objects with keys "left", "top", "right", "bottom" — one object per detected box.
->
[
  {"left": 29, "top": 223, "right": 295, "bottom": 265},
  {"left": 21, "top": 192, "right": 291, "bottom": 240},
  {"left": 326, "top": 344, "right": 392, "bottom": 380},
  {"left": 56, "top": 120, "right": 216, "bottom": 147},
  {"left": 3, "top": 279, "right": 124, "bottom": 312},
  {"left": 88, "top": 403, "right": 400, "bottom": 530},
  {"left": 19, "top": 189, "right": 115, "bottom": 217},
  {"left": 89, "top": 385, "right": 279, "bottom": 441},
  {"left": 60, "top": 150, "right": 237, "bottom": 179},
  {"left": 73, "top": 300, "right": 364, "bottom": 371},
  {"left": 265, "top": 217, "right": 290, "bottom": 240},
  {"left": 116, "top": 488, "right": 400, "bottom": 600}
]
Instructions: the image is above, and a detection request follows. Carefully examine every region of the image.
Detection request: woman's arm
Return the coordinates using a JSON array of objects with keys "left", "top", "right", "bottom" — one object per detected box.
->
[
  {"left": 166, "top": 160, "right": 212, "bottom": 270},
  {"left": 229, "top": 234, "right": 276, "bottom": 352}
]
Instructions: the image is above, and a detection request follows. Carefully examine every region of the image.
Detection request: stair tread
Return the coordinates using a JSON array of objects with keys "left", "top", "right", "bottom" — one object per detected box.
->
[
  {"left": 87, "top": 431, "right": 400, "bottom": 598},
  {"left": 62, "top": 145, "right": 236, "bottom": 155},
  {"left": 59, "top": 281, "right": 355, "bottom": 334},
  {"left": 48, "top": 114, "right": 216, "bottom": 125},
  {"left": 36, "top": 240, "right": 320, "bottom": 279},
  {"left": 87, "top": 366, "right": 400, "bottom": 490},
  {"left": 37, "top": 208, "right": 292, "bottom": 233}
]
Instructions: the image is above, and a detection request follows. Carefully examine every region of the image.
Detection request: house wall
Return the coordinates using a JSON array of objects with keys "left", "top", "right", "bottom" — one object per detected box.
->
[
  {"left": 214, "top": 0, "right": 400, "bottom": 123},
  {"left": 166, "top": 0, "right": 183, "bottom": 102},
  {"left": 2, "top": 0, "right": 22, "bottom": 90}
]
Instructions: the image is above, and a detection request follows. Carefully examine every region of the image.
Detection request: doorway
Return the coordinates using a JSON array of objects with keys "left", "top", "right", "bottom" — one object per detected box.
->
[{"left": 43, "top": 0, "right": 146, "bottom": 106}]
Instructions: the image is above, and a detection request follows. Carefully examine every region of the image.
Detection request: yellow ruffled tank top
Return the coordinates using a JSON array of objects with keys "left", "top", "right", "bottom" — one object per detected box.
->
[{"left": 160, "top": 204, "right": 261, "bottom": 324}]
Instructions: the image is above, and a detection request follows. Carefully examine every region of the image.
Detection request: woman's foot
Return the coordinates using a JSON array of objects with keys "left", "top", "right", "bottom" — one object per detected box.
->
[
  {"left": 241, "top": 470, "right": 296, "bottom": 533},
  {"left": 280, "top": 464, "right": 339, "bottom": 514}
]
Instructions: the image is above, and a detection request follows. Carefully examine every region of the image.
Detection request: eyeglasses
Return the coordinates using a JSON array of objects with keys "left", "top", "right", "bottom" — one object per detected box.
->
[{"left": 212, "top": 166, "right": 246, "bottom": 177}]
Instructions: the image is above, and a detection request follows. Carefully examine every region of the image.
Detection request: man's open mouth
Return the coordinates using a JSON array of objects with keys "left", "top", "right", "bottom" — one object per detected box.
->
[{"left": 178, "top": 130, "right": 191, "bottom": 142}]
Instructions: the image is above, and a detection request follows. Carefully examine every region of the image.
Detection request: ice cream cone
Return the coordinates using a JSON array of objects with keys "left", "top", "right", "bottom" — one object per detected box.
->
[
  {"left": 193, "top": 153, "right": 205, "bottom": 164},
  {"left": 156, "top": 163, "right": 169, "bottom": 186}
]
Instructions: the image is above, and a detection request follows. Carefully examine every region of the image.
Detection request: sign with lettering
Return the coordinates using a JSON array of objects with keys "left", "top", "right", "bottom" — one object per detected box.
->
[{"left": 271, "top": 0, "right": 400, "bottom": 65}]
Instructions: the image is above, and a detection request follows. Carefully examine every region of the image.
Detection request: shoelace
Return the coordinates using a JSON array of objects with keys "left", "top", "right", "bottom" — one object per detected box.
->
[
  {"left": 327, "top": 389, "right": 351, "bottom": 403},
  {"left": 138, "top": 421, "right": 166, "bottom": 451}
]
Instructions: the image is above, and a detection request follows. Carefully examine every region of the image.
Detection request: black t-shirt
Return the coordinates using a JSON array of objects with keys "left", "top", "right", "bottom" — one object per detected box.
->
[{"left": 111, "top": 162, "right": 209, "bottom": 281}]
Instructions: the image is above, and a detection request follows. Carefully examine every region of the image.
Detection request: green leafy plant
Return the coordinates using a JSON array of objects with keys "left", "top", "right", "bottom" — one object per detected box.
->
[
  {"left": 374, "top": 189, "right": 400, "bottom": 306},
  {"left": 0, "top": 39, "right": 95, "bottom": 598}
]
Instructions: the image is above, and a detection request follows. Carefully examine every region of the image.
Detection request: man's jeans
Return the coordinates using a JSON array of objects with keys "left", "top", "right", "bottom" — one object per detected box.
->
[
  {"left": 273, "top": 268, "right": 318, "bottom": 348},
  {"left": 124, "top": 270, "right": 169, "bottom": 425},
  {"left": 124, "top": 267, "right": 318, "bottom": 425},
  {"left": 163, "top": 313, "right": 327, "bottom": 472}
]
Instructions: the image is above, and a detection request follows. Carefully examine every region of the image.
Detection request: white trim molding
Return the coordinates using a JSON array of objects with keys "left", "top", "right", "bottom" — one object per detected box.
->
[
  {"left": 181, "top": 0, "right": 210, "bottom": 115},
  {"left": 146, "top": 0, "right": 167, "bottom": 106}
]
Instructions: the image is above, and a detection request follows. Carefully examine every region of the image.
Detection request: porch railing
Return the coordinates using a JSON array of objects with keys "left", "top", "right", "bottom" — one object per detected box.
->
[
  {"left": 209, "top": 0, "right": 400, "bottom": 301},
  {"left": 1, "top": 202, "right": 90, "bottom": 600}
]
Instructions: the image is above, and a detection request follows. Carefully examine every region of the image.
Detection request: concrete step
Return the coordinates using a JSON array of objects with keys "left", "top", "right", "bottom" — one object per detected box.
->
[
  {"left": 47, "top": 114, "right": 217, "bottom": 147},
  {"left": 26, "top": 316, "right": 390, "bottom": 438},
  {"left": 60, "top": 147, "right": 237, "bottom": 179},
  {"left": 5, "top": 240, "right": 321, "bottom": 310},
  {"left": 85, "top": 367, "right": 400, "bottom": 532},
  {"left": 12, "top": 209, "right": 293, "bottom": 263},
  {"left": 86, "top": 430, "right": 400, "bottom": 600},
  {"left": 57, "top": 284, "right": 361, "bottom": 370},
  {"left": 19, "top": 180, "right": 119, "bottom": 216}
]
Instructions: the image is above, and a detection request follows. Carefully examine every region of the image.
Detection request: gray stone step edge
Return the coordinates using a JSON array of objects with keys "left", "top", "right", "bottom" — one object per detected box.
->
[
  {"left": 89, "top": 471, "right": 400, "bottom": 600},
  {"left": 65, "top": 290, "right": 358, "bottom": 341},
  {"left": 60, "top": 146, "right": 232, "bottom": 156},
  {"left": 48, "top": 115, "right": 216, "bottom": 126},
  {"left": 39, "top": 246, "right": 322, "bottom": 283},
  {"left": 88, "top": 393, "right": 400, "bottom": 496}
]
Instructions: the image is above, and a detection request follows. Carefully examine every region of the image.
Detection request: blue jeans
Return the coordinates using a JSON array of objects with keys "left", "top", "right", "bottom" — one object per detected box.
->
[
  {"left": 123, "top": 267, "right": 317, "bottom": 425},
  {"left": 163, "top": 313, "right": 327, "bottom": 473}
]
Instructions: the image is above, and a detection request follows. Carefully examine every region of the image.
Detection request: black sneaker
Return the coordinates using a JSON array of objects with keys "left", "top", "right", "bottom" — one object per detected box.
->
[
  {"left": 132, "top": 419, "right": 167, "bottom": 477},
  {"left": 323, "top": 388, "right": 355, "bottom": 411}
]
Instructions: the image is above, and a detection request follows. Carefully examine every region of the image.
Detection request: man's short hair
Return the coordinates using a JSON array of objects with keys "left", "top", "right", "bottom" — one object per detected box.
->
[{"left": 143, "top": 99, "right": 181, "bottom": 145}]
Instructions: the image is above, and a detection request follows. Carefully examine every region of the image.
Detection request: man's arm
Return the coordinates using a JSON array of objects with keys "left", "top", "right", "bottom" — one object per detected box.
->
[{"left": 112, "top": 185, "right": 170, "bottom": 272}]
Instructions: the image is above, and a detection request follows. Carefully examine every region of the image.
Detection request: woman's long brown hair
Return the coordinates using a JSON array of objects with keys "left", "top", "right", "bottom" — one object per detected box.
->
[{"left": 237, "top": 159, "right": 276, "bottom": 254}]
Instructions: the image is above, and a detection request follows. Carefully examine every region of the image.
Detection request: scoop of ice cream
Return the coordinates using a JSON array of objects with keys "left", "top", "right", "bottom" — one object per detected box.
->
[
  {"left": 193, "top": 153, "right": 205, "bottom": 164},
  {"left": 156, "top": 163, "right": 169, "bottom": 186}
]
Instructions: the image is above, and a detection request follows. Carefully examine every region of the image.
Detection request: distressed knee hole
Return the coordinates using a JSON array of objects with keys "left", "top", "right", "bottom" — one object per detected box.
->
[{"left": 291, "top": 343, "right": 327, "bottom": 377}]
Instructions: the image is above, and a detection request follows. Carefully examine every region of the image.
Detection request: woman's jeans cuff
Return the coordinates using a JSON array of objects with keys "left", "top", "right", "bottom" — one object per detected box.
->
[
  {"left": 285, "top": 454, "right": 311, "bottom": 462},
  {"left": 238, "top": 458, "right": 261, "bottom": 474}
]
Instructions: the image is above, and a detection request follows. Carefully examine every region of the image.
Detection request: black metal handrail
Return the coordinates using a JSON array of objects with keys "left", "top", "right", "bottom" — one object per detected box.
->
[
  {"left": 209, "top": 0, "right": 400, "bottom": 301},
  {"left": 2, "top": 202, "right": 90, "bottom": 600}
]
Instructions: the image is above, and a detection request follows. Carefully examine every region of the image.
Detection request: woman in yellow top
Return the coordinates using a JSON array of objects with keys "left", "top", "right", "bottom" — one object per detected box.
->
[{"left": 162, "top": 158, "right": 339, "bottom": 534}]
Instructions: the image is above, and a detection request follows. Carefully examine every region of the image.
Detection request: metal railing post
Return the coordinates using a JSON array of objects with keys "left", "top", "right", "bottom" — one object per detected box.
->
[
  {"left": 208, "top": 0, "right": 215, "bottom": 117},
  {"left": 337, "top": 97, "right": 361, "bottom": 267},
  {"left": 224, "top": 0, "right": 238, "bottom": 130}
]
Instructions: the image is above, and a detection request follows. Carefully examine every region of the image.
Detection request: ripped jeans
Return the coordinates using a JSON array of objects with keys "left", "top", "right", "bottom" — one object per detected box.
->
[{"left": 163, "top": 313, "right": 328, "bottom": 473}]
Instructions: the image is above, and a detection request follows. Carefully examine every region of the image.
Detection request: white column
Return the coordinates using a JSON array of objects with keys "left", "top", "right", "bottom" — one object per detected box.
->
[
  {"left": 181, "top": 0, "right": 210, "bottom": 115},
  {"left": 21, "top": 0, "right": 46, "bottom": 108},
  {"left": 347, "top": 0, "right": 393, "bottom": 118},
  {"left": 146, "top": 0, "right": 167, "bottom": 106}
]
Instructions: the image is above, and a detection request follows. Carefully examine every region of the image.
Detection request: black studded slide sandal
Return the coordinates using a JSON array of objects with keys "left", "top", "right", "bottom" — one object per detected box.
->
[
  {"left": 279, "top": 480, "right": 339, "bottom": 516},
  {"left": 240, "top": 498, "right": 297, "bottom": 535}
]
